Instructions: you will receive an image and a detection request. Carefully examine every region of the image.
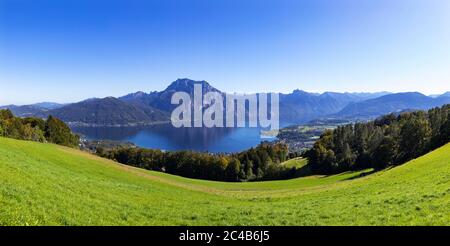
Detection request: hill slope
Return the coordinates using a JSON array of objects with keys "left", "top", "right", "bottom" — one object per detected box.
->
[{"left": 0, "top": 137, "right": 449, "bottom": 225}]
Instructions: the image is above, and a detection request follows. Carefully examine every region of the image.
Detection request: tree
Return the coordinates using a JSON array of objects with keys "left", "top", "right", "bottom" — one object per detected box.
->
[
  {"left": 437, "top": 108, "right": 450, "bottom": 145},
  {"left": 0, "top": 109, "right": 14, "bottom": 120},
  {"left": 441, "top": 116, "right": 450, "bottom": 144},
  {"left": 22, "top": 117, "right": 46, "bottom": 132},
  {"left": 399, "top": 114, "right": 431, "bottom": 161},
  {"left": 31, "top": 126, "right": 45, "bottom": 142},
  {"left": 225, "top": 159, "right": 241, "bottom": 181},
  {"left": 245, "top": 160, "right": 255, "bottom": 181},
  {"left": 373, "top": 136, "right": 398, "bottom": 170},
  {"left": 340, "top": 143, "right": 356, "bottom": 170},
  {"left": 45, "top": 116, "right": 79, "bottom": 147},
  {"left": 306, "top": 105, "right": 449, "bottom": 174},
  {"left": 5, "top": 118, "right": 25, "bottom": 139}
]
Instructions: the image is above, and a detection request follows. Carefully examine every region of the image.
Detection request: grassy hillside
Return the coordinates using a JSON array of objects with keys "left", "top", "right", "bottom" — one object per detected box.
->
[
  {"left": 281, "top": 157, "right": 312, "bottom": 177},
  {"left": 0, "top": 137, "right": 449, "bottom": 225},
  {"left": 281, "top": 157, "right": 308, "bottom": 169}
]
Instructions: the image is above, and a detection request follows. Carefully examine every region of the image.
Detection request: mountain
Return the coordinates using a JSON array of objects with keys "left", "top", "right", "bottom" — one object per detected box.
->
[
  {"left": 0, "top": 105, "right": 45, "bottom": 117},
  {"left": 2, "top": 79, "right": 221, "bottom": 126},
  {"left": 347, "top": 91, "right": 392, "bottom": 100},
  {"left": 438, "top": 92, "right": 450, "bottom": 98},
  {"left": 335, "top": 92, "right": 450, "bottom": 119},
  {"left": 320, "top": 92, "right": 362, "bottom": 103},
  {"left": 32, "top": 102, "right": 65, "bottom": 110},
  {"left": 279, "top": 90, "right": 367, "bottom": 124},
  {"left": 121, "top": 82, "right": 395, "bottom": 125},
  {"left": 0, "top": 102, "right": 64, "bottom": 117},
  {"left": 47, "top": 97, "right": 169, "bottom": 126},
  {"left": 321, "top": 91, "right": 391, "bottom": 102},
  {"left": 164, "top": 78, "right": 221, "bottom": 95},
  {"left": 120, "top": 78, "right": 222, "bottom": 112},
  {"left": 2, "top": 78, "right": 448, "bottom": 126},
  {"left": 278, "top": 90, "right": 396, "bottom": 124}
]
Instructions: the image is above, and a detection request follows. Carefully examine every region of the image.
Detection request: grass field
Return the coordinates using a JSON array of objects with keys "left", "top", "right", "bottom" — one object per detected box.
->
[
  {"left": 281, "top": 157, "right": 311, "bottom": 177},
  {"left": 281, "top": 157, "right": 308, "bottom": 169},
  {"left": 0, "top": 137, "right": 449, "bottom": 225}
]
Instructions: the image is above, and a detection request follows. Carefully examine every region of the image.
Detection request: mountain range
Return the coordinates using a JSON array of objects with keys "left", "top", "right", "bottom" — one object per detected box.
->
[
  {"left": 2, "top": 78, "right": 450, "bottom": 126},
  {"left": 278, "top": 90, "right": 392, "bottom": 124},
  {"left": 0, "top": 102, "right": 65, "bottom": 117},
  {"left": 46, "top": 97, "right": 169, "bottom": 126},
  {"left": 334, "top": 92, "right": 450, "bottom": 119}
]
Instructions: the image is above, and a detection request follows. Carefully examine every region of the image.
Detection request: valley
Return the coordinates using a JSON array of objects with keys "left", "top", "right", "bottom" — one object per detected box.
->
[{"left": 1, "top": 137, "right": 448, "bottom": 225}]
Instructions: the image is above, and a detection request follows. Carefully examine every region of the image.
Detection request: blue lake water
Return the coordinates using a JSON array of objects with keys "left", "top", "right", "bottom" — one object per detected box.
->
[{"left": 72, "top": 124, "right": 276, "bottom": 153}]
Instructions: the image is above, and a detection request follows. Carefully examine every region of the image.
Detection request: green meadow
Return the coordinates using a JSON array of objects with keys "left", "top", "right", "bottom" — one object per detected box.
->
[
  {"left": 281, "top": 157, "right": 308, "bottom": 169},
  {"left": 0, "top": 137, "right": 449, "bottom": 225}
]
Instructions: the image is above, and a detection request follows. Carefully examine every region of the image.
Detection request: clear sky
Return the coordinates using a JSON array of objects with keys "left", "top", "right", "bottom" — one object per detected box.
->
[{"left": 0, "top": 0, "right": 449, "bottom": 105}]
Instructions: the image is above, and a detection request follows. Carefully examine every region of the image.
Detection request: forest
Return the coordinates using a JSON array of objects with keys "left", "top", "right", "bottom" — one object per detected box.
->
[
  {"left": 0, "top": 109, "right": 79, "bottom": 147},
  {"left": 306, "top": 104, "right": 450, "bottom": 173},
  {"left": 97, "top": 142, "right": 294, "bottom": 182}
]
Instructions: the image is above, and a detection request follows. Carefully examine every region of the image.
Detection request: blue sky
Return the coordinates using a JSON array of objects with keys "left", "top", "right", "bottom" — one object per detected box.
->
[{"left": 0, "top": 0, "right": 449, "bottom": 105}]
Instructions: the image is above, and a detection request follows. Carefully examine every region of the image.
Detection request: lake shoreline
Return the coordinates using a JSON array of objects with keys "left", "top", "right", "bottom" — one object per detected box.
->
[
  {"left": 67, "top": 120, "right": 171, "bottom": 127},
  {"left": 71, "top": 124, "right": 277, "bottom": 153}
]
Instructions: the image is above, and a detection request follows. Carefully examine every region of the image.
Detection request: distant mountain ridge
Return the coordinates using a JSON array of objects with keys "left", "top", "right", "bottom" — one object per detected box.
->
[
  {"left": 1, "top": 78, "right": 449, "bottom": 126},
  {"left": 0, "top": 102, "right": 65, "bottom": 117},
  {"left": 47, "top": 97, "right": 169, "bottom": 126},
  {"left": 438, "top": 92, "right": 450, "bottom": 98},
  {"left": 334, "top": 92, "right": 450, "bottom": 119},
  {"left": 278, "top": 90, "right": 392, "bottom": 124}
]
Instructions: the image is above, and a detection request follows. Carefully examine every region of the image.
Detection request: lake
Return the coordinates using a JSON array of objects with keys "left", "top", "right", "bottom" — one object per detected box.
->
[{"left": 72, "top": 124, "right": 277, "bottom": 153}]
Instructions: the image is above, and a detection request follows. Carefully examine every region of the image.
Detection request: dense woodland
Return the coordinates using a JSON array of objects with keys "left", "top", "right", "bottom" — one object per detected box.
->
[
  {"left": 306, "top": 104, "right": 450, "bottom": 174},
  {"left": 0, "top": 109, "right": 79, "bottom": 147},
  {"left": 97, "top": 142, "right": 294, "bottom": 182}
]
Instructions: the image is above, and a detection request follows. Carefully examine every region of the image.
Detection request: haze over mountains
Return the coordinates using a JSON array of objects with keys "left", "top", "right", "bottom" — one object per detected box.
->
[
  {"left": 0, "top": 102, "right": 65, "bottom": 117},
  {"left": 335, "top": 92, "right": 450, "bottom": 119},
  {"left": 2, "top": 78, "right": 450, "bottom": 126}
]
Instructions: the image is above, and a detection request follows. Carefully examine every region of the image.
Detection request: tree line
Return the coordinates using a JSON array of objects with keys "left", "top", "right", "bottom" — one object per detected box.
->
[
  {"left": 97, "top": 142, "right": 295, "bottom": 182},
  {"left": 306, "top": 104, "right": 450, "bottom": 174},
  {"left": 0, "top": 109, "right": 79, "bottom": 147},
  {"left": 4, "top": 103, "right": 449, "bottom": 182}
]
